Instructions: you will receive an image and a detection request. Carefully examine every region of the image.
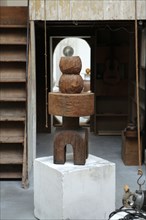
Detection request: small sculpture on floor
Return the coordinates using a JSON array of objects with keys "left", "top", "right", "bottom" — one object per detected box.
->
[{"left": 122, "top": 184, "right": 134, "bottom": 208}]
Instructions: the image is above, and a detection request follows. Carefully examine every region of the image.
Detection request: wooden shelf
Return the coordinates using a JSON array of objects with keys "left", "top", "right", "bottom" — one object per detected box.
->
[
  {"left": 0, "top": 116, "right": 25, "bottom": 121},
  {"left": 0, "top": 6, "right": 28, "bottom": 185},
  {"left": 0, "top": 25, "right": 27, "bottom": 28},
  {"left": 0, "top": 164, "right": 22, "bottom": 179},
  {"left": 94, "top": 43, "right": 129, "bottom": 134},
  {"left": 0, "top": 136, "right": 24, "bottom": 144},
  {"left": 97, "top": 130, "right": 122, "bottom": 136},
  {"left": 0, "top": 98, "right": 26, "bottom": 102},
  {"left": 96, "top": 113, "right": 128, "bottom": 117},
  {"left": 0, "top": 84, "right": 26, "bottom": 101},
  {"left": 0, "top": 78, "right": 26, "bottom": 83},
  {"left": 0, "top": 63, "right": 26, "bottom": 82},
  {"left": 0, "top": 103, "right": 26, "bottom": 118},
  {"left": 0, "top": 28, "right": 27, "bottom": 45},
  {"left": 0, "top": 45, "right": 26, "bottom": 62},
  {"left": 0, "top": 145, "right": 23, "bottom": 164}
]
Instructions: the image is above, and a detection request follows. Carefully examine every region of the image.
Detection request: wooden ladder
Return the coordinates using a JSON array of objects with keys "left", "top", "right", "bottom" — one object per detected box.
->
[{"left": 0, "top": 7, "right": 29, "bottom": 187}]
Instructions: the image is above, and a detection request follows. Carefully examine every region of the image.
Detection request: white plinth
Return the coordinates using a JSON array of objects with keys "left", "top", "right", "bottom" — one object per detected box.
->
[{"left": 34, "top": 154, "right": 115, "bottom": 220}]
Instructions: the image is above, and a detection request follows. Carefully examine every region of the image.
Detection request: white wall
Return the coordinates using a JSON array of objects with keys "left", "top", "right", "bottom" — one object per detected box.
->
[{"left": 53, "top": 38, "right": 90, "bottom": 90}]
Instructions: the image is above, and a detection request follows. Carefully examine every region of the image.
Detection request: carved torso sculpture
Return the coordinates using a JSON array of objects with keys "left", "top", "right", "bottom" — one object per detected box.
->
[{"left": 49, "top": 56, "right": 94, "bottom": 165}]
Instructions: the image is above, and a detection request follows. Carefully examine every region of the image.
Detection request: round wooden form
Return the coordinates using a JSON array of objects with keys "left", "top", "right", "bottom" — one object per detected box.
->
[{"left": 49, "top": 92, "right": 94, "bottom": 117}]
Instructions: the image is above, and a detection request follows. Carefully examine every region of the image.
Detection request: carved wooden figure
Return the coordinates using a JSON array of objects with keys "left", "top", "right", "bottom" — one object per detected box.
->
[{"left": 49, "top": 55, "right": 94, "bottom": 165}]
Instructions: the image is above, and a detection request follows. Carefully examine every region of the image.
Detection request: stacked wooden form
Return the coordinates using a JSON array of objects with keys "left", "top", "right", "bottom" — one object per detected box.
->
[{"left": 0, "top": 7, "right": 28, "bottom": 187}]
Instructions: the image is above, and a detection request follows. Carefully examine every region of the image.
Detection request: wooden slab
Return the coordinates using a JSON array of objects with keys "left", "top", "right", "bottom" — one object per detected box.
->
[
  {"left": 0, "top": 7, "right": 27, "bottom": 26},
  {"left": 49, "top": 92, "right": 94, "bottom": 117},
  {"left": 0, "top": 28, "right": 27, "bottom": 45}
]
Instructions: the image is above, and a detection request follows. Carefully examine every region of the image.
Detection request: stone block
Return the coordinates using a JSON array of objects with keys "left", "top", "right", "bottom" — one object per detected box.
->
[{"left": 34, "top": 154, "right": 115, "bottom": 220}]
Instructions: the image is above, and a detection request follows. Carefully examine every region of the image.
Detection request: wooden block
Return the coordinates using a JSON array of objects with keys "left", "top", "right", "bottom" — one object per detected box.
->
[
  {"left": 0, "top": 164, "right": 22, "bottom": 179},
  {"left": 0, "top": 28, "right": 27, "bottom": 45},
  {"left": 0, "top": 63, "right": 26, "bottom": 82},
  {"left": 54, "top": 128, "right": 88, "bottom": 165},
  {"left": 49, "top": 92, "right": 94, "bottom": 117},
  {"left": 0, "top": 7, "right": 27, "bottom": 26},
  {"left": 122, "top": 131, "right": 141, "bottom": 166}
]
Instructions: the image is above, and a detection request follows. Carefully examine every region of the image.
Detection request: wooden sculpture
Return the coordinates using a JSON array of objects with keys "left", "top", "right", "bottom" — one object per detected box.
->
[{"left": 49, "top": 56, "right": 94, "bottom": 165}]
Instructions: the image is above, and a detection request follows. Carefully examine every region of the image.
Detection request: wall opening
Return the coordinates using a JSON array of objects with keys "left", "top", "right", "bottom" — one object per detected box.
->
[{"left": 35, "top": 20, "right": 145, "bottom": 139}]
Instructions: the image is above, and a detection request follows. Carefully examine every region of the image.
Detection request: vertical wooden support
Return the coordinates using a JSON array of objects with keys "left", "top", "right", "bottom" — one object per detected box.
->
[{"left": 22, "top": 120, "right": 28, "bottom": 188}]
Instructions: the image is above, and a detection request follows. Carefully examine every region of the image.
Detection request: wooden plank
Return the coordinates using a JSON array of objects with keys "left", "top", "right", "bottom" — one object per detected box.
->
[
  {"left": 0, "top": 59, "right": 26, "bottom": 83},
  {"left": 96, "top": 113, "right": 128, "bottom": 117},
  {"left": 97, "top": 130, "right": 122, "bottom": 136},
  {"left": 0, "top": 24, "right": 27, "bottom": 28},
  {"left": 0, "top": 122, "right": 24, "bottom": 143},
  {"left": 0, "top": 116, "right": 25, "bottom": 121},
  {"left": 0, "top": 172, "right": 22, "bottom": 178},
  {"left": 0, "top": 7, "right": 27, "bottom": 26},
  {"left": 0, "top": 102, "right": 26, "bottom": 118},
  {"left": 0, "top": 144, "right": 23, "bottom": 164},
  {"left": 0, "top": 164, "right": 22, "bottom": 179},
  {"left": 0, "top": 28, "right": 27, "bottom": 45},
  {"left": 0, "top": 45, "right": 26, "bottom": 62},
  {"left": 0, "top": 98, "right": 26, "bottom": 102},
  {"left": 96, "top": 116, "right": 127, "bottom": 133},
  {"left": 0, "top": 137, "right": 24, "bottom": 143},
  {"left": 0, "top": 84, "right": 26, "bottom": 101}
]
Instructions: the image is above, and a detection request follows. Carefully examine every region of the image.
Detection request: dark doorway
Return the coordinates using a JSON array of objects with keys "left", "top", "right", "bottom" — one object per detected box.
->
[{"left": 35, "top": 20, "right": 145, "bottom": 141}]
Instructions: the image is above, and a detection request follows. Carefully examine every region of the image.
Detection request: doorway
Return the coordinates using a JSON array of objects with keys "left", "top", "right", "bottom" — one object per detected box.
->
[
  {"left": 35, "top": 20, "right": 146, "bottom": 140},
  {"left": 35, "top": 21, "right": 94, "bottom": 133}
]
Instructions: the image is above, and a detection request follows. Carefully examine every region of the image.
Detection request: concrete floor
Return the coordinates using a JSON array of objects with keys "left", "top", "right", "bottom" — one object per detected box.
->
[{"left": 1, "top": 131, "right": 146, "bottom": 220}]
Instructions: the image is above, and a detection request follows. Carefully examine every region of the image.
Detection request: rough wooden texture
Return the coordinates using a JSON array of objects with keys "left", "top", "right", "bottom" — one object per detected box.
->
[
  {"left": 0, "top": 7, "right": 28, "bottom": 186},
  {"left": 59, "top": 74, "right": 83, "bottom": 94},
  {"left": 54, "top": 128, "right": 88, "bottom": 165},
  {"left": 121, "top": 131, "right": 141, "bottom": 166},
  {"left": 59, "top": 56, "right": 82, "bottom": 74},
  {"left": 29, "top": 0, "right": 146, "bottom": 21},
  {"left": 0, "top": 45, "right": 26, "bottom": 62},
  {"left": 0, "top": 7, "right": 27, "bottom": 26},
  {"left": 49, "top": 92, "right": 94, "bottom": 117},
  {"left": 0, "top": 63, "right": 26, "bottom": 82},
  {"left": 0, "top": 84, "right": 26, "bottom": 101},
  {"left": 0, "top": 28, "right": 27, "bottom": 45}
]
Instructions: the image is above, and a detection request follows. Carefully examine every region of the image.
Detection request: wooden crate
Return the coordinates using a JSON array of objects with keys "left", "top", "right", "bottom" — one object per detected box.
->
[{"left": 122, "top": 131, "right": 141, "bottom": 166}]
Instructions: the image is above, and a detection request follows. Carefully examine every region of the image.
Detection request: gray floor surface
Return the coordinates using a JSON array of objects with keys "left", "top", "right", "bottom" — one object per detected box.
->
[{"left": 1, "top": 131, "right": 146, "bottom": 220}]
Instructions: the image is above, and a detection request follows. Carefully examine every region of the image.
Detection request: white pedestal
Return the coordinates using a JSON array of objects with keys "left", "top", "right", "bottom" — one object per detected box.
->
[{"left": 34, "top": 154, "right": 115, "bottom": 220}]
